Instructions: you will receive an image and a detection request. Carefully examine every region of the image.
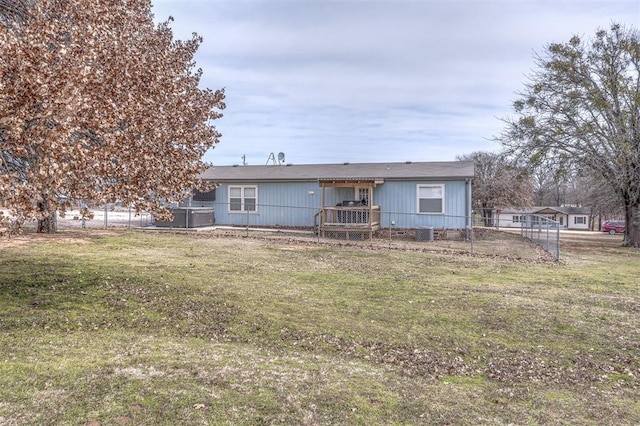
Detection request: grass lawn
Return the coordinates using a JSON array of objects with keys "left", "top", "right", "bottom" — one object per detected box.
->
[{"left": 1, "top": 229, "right": 639, "bottom": 425}]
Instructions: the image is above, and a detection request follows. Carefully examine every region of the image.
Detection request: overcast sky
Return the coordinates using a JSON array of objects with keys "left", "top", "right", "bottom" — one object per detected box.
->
[{"left": 150, "top": 0, "right": 638, "bottom": 166}]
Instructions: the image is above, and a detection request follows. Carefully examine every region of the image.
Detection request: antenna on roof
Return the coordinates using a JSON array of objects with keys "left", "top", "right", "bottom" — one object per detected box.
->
[{"left": 266, "top": 152, "right": 286, "bottom": 165}]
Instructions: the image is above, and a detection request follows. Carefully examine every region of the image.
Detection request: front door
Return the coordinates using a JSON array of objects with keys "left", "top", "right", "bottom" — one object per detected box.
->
[{"left": 355, "top": 188, "right": 370, "bottom": 205}]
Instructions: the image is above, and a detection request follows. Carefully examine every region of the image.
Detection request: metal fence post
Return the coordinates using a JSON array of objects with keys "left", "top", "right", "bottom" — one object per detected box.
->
[
  {"left": 546, "top": 222, "right": 550, "bottom": 252},
  {"left": 556, "top": 225, "right": 560, "bottom": 261},
  {"left": 245, "top": 209, "right": 250, "bottom": 237},
  {"left": 388, "top": 214, "right": 393, "bottom": 249},
  {"left": 468, "top": 215, "right": 474, "bottom": 254}
]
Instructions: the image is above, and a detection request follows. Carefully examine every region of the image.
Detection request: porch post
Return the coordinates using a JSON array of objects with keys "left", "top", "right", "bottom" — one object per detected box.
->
[
  {"left": 321, "top": 184, "right": 326, "bottom": 237},
  {"left": 368, "top": 182, "right": 373, "bottom": 225}
]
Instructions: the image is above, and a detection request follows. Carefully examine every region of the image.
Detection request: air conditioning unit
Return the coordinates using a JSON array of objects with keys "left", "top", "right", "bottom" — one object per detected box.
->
[{"left": 415, "top": 227, "right": 434, "bottom": 241}]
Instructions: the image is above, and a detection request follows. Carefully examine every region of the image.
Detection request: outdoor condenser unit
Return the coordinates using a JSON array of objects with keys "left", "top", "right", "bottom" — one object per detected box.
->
[{"left": 415, "top": 227, "right": 434, "bottom": 241}]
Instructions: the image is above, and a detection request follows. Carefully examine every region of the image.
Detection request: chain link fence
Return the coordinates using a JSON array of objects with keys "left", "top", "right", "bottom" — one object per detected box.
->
[
  {"left": 53, "top": 204, "right": 153, "bottom": 229},
  {"left": 39, "top": 202, "right": 560, "bottom": 261},
  {"left": 472, "top": 211, "right": 560, "bottom": 261},
  {"left": 517, "top": 215, "right": 560, "bottom": 261}
]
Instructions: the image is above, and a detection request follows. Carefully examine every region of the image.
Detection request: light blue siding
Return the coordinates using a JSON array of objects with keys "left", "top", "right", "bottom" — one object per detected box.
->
[
  {"left": 211, "top": 182, "right": 322, "bottom": 227},
  {"left": 373, "top": 180, "right": 469, "bottom": 228},
  {"left": 204, "top": 179, "right": 470, "bottom": 229}
]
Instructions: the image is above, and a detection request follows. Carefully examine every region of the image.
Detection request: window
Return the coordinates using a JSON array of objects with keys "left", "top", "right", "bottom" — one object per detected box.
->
[
  {"left": 512, "top": 215, "right": 526, "bottom": 223},
  {"left": 574, "top": 216, "right": 586, "bottom": 225},
  {"left": 417, "top": 184, "right": 444, "bottom": 214},
  {"left": 356, "top": 187, "right": 369, "bottom": 205},
  {"left": 228, "top": 185, "right": 257, "bottom": 212}
]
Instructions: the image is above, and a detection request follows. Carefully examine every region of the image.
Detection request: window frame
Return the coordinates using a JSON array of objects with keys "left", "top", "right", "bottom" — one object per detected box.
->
[
  {"left": 512, "top": 215, "right": 526, "bottom": 223},
  {"left": 574, "top": 216, "right": 586, "bottom": 225},
  {"left": 416, "top": 184, "right": 445, "bottom": 215},
  {"left": 228, "top": 185, "right": 258, "bottom": 213}
]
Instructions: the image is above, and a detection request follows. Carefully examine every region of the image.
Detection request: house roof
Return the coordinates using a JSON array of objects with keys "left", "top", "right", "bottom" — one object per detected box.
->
[
  {"left": 199, "top": 161, "right": 475, "bottom": 182},
  {"left": 498, "top": 206, "right": 591, "bottom": 215},
  {"left": 536, "top": 206, "right": 591, "bottom": 215}
]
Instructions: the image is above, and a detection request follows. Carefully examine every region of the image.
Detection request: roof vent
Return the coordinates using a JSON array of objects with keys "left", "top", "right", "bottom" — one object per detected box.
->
[
  {"left": 406, "top": 161, "right": 412, "bottom": 164},
  {"left": 286, "top": 163, "right": 293, "bottom": 166},
  {"left": 232, "top": 164, "right": 239, "bottom": 167},
  {"left": 343, "top": 162, "right": 350, "bottom": 165}
]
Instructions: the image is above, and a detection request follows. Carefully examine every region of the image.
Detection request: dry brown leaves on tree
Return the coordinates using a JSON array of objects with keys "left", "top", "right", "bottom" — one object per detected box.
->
[{"left": 1, "top": 0, "right": 225, "bottom": 232}]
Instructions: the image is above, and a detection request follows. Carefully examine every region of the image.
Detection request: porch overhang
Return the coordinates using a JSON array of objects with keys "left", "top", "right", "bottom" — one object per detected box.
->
[
  {"left": 318, "top": 178, "right": 384, "bottom": 188},
  {"left": 316, "top": 178, "right": 382, "bottom": 240}
]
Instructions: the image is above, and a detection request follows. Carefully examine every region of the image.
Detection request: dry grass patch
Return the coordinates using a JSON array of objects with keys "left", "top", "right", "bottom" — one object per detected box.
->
[{"left": 0, "top": 229, "right": 638, "bottom": 424}]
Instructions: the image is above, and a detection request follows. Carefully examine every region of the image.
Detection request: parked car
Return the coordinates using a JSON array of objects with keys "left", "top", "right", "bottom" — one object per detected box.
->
[{"left": 602, "top": 220, "right": 625, "bottom": 234}]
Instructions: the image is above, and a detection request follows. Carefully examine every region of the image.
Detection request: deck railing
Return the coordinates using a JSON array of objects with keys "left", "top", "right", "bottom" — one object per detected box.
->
[{"left": 321, "top": 206, "right": 380, "bottom": 226}]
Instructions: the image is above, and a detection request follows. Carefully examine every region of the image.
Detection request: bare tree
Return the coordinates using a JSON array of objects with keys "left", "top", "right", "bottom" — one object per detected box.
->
[
  {"left": 521, "top": 156, "right": 623, "bottom": 230},
  {"left": 498, "top": 23, "right": 640, "bottom": 246},
  {"left": 457, "top": 151, "right": 533, "bottom": 226},
  {"left": 528, "top": 159, "right": 569, "bottom": 206},
  {"left": 0, "top": 0, "right": 225, "bottom": 233}
]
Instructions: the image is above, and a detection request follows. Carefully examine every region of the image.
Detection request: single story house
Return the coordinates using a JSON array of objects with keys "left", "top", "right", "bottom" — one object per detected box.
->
[
  {"left": 495, "top": 206, "right": 591, "bottom": 230},
  {"left": 193, "top": 161, "right": 474, "bottom": 238}
]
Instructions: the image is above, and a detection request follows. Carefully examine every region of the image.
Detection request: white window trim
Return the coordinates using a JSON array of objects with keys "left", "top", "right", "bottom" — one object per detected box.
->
[
  {"left": 228, "top": 185, "right": 258, "bottom": 213},
  {"left": 416, "top": 184, "right": 445, "bottom": 215}
]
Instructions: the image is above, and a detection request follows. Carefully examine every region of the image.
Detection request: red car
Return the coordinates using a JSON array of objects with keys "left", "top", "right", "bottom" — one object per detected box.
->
[{"left": 602, "top": 220, "right": 625, "bottom": 234}]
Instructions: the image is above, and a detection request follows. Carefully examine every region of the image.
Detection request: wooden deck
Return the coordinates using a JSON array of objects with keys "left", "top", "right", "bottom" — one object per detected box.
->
[{"left": 315, "top": 206, "right": 381, "bottom": 239}]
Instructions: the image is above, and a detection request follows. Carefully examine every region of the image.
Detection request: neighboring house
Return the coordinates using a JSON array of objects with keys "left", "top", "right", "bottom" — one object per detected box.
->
[
  {"left": 194, "top": 161, "right": 474, "bottom": 238},
  {"left": 495, "top": 206, "right": 591, "bottom": 230}
]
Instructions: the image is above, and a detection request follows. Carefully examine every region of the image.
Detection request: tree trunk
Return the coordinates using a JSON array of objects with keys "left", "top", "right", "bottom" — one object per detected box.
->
[
  {"left": 481, "top": 209, "right": 494, "bottom": 227},
  {"left": 37, "top": 199, "right": 57, "bottom": 234},
  {"left": 624, "top": 202, "right": 640, "bottom": 248},
  {"left": 37, "top": 214, "right": 57, "bottom": 233}
]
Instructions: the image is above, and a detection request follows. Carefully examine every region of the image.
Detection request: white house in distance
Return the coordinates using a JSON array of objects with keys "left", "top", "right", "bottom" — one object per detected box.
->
[{"left": 495, "top": 206, "right": 591, "bottom": 230}]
